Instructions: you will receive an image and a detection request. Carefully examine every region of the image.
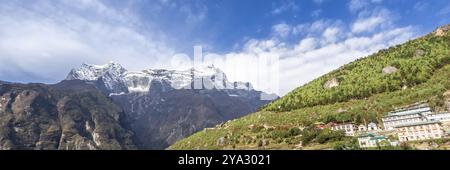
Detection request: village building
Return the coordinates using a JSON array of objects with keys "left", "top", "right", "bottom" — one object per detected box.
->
[
  {"left": 358, "top": 124, "right": 367, "bottom": 132},
  {"left": 331, "top": 123, "right": 357, "bottom": 136},
  {"left": 314, "top": 122, "right": 326, "bottom": 129},
  {"left": 382, "top": 105, "right": 432, "bottom": 130},
  {"left": 357, "top": 133, "right": 398, "bottom": 148},
  {"left": 395, "top": 121, "right": 444, "bottom": 142},
  {"left": 355, "top": 122, "right": 379, "bottom": 134},
  {"left": 426, "top": 112, "right": 450, "bottom": 122},
  {"left": 367, "top": 122, "right": 379, "bottom": 131},
  {"left": 427, "top": 112, "right": 450, "bottom": 136}
]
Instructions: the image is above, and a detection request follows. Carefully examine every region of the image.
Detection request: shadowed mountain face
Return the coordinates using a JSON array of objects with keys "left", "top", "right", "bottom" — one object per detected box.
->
[
  {"left": 0, "top": 81, "right": 136, "bottom": 150},
  {"left": 64, "top": 63, "right": 275, "bottom": 149},
  {"left": 111, "top": 87, "right": 269, "bottom": 149}
]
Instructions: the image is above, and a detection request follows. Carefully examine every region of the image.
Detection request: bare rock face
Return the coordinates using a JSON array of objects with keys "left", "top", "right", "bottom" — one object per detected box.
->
[
  {"left": 414, "top": 49, "right": 425, "bottom": 58},
  {"left": 444, "top": 90, "right": 450, "bottom": 111},
  {"left": 382, "top": 66, "right": 398, "bottom": 75},
  {"left": 323, "top": 78, "right": 339, "bottom": 89},
  {"left": 444, "top": 90, "right": 450, "bottom": 96},
  {"left": 261, "top": 139, "right": 269, "bottom": 146},
  {"left": 336, "top": 108, "right": 348, "bottom": 113},
  {"left": 0, "top": 81, "right": 136, "bottom": 150},
  {"left": 435, "top": 25, "right": 450, "bottom": 37},
  {"left": 217, "top": 137, "right": 226, "bottom": 146}
]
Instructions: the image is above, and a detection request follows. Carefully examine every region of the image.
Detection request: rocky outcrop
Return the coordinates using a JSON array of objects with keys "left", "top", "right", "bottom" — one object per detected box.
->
[
  {"left": 444, "top": 90, "right": 450, "bottom": 111},
  {"left": 323, "top": 78, "right": 339, "bottom": 89},
  {"left": 435, "top": 25, "right": 450, "bottom": 37},
  {"left": 414, "top": 49, "right": 425, "bottom": 58},
  {"left": 382, "top": 66, "right": 398, "bottom": 75}
]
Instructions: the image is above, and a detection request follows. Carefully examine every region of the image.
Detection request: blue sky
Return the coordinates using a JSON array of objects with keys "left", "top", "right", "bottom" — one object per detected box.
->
[{"left": 1, "top": 0, "right": 450, "bottom": 95}]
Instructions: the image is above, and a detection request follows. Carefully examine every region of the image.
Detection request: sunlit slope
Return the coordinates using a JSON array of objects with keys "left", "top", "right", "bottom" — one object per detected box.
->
[
  {"left": 265, "top": 26, "right": 450, "bottom": 112},
  {"left": 169, "top": 25, "right": 450, "bottom": 150}
]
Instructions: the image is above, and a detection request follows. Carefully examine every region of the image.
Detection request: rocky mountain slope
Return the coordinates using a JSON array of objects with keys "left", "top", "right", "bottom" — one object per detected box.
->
[
  {"left": 169, "top": 25, "right": 450, "bottom": 150},
  {"left": 1, "top": 62, "right": 273, "bottom": 150},
  {"left": 0, "top": 81, "right": 136, "bottom": 150}
]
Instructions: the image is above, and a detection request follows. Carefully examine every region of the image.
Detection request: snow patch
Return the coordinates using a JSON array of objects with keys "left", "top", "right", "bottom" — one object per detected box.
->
[
  {"left": 67, "top": 62, "right": 256, "bottom": 96},
  {"left": 109, "top": 92, "right": 126, "bottom": 96},
  {"left": 92, "top": 131, "right": 102, "bottom": 146}
]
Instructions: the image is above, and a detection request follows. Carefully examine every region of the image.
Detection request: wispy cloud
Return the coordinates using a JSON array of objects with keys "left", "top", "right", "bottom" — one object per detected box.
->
[
  {"left": 413, "top": 1, "right": 428, "bottom": 12},
  {"left": 313, "top": 0, "right": 326, "bottom": 5},
  {"left": 352, "top": 8, "right": 392, "bottom": 34},
  {"left": 272, "top": 23, "right": 292, "bottom": 38},
  {"left": 207, "top": 6, "right": 417, "bottom": 95},
  {"left": 311, "top": 9, "right": 322, "bottom": 18},
  {"left": 438, "top": 3, "right": 450, "bottom": 16},
  {"left": 271, "top": 0, "right": 299, "bottom": 15},
  {"left": 0, "top": 1, "right": 175, "bottom": 83},
  {"left": 179, "top": 1, "right": 208, "bottom": 24},
  {"left": 348, "top": 0, "right": 383, "bottom": 12}
]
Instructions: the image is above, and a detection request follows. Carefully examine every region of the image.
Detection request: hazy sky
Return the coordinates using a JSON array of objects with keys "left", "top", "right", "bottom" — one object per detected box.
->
[{"left": 1, "top": 0, "right": 449, "bottom": 95}]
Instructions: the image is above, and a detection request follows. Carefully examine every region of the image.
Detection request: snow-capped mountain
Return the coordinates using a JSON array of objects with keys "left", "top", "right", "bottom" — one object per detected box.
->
[
  {"left": 66, "top": 62, "right": 254, "bottom": 95},
  {"left": 66, "top": 62, "right": 128, "bottom": 94},
  {"left": 62, "top": 61, "right": 276, "bottom": 149}
]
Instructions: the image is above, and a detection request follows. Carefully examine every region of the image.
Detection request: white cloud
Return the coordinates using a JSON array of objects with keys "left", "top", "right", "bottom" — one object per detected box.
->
[
  {"left": 313, "top": 0, "right": 326, "bottom": 4},
  {"left": 179, "top": 2, "right": 208, "bottom": 23},
  {"left": 0, "top": 1, "right": 175, "bottom": 83},
  {"left": 272, "top": 23, "right": 292, "bottom": 38},
  {"left": 204, "top": 7, "right": 417, "bottom": 96},
  {"left": 209, "top": 5, "right": 415, "bottom": 96},
  {"left": 311, "top": 9, "right": 322, "bottom": 17},
  {"left": 322, "top": 27, "right": 341, "bottom": 43},
  {"left": 352, "top": 16, "right": 385, "bottom": 33},
  {"left": 349, "top": 0, "right": 383, "bottom": 12},
  {"left": 295, "top": 38, "right": 317, "bottom": 52},
  {"left": 293, "top": 19, "right": 344, "bottom": 36},
  {"left": 438, "top": 4, "right": 450, "bottom": 16},
  {"left": 352, "top": 8, "right": 392, "bottom": 33},
  {"left": 271, "top": 1, "right": 299, "bottom": 15},
  {"left": 413, "top": 1, "right": 428, "bottom": 12}
]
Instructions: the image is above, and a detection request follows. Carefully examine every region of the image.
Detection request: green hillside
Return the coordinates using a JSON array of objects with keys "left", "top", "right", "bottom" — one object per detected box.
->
[
  {"left": 169, "top": 25, "right": 450, "bottom": 150},
  {"left": 265, "top": 27, "right": 450, "bottom": 112}
]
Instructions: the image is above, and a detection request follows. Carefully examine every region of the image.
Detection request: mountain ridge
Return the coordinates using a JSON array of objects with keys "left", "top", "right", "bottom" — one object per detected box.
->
[
  {"left": 64, "top": 63, "right": 276, "bottom": 149},
  {"left": 66, "top": 62, "right": 257, "bottom": 95}
]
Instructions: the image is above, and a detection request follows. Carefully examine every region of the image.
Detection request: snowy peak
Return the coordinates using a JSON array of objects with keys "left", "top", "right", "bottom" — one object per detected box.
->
[
  {"left": 66, "top": 61, "right": 127, "bottom": 81},
  {"left": 65, "top": 62, "right": 256, "bottom": 94},
  {"left": 190, "top": 64, "right": 225, "bottom": 77},
  {"left": 234, "top": 81, "right": 254, "bottom": 90}
]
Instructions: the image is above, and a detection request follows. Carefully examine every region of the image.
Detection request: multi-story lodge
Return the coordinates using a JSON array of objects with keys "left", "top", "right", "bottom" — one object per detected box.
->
[
  {"left": 426, "top": 112, "right": 450, "bottom": 122},
  {"left": 331, "top": 123, "right": 357, "bottom": 136},
  {"left": 358, "top": 122, "right": 379, "bottom": 132},
  {"left": 395, "top": 121, "right": 444, "bottom": 142},
  {"left": 367, "top": 122, "right": 379, "bottom": 131},
  {"left": 382, "top": 106, "right": 432, "bottom": 130}
]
